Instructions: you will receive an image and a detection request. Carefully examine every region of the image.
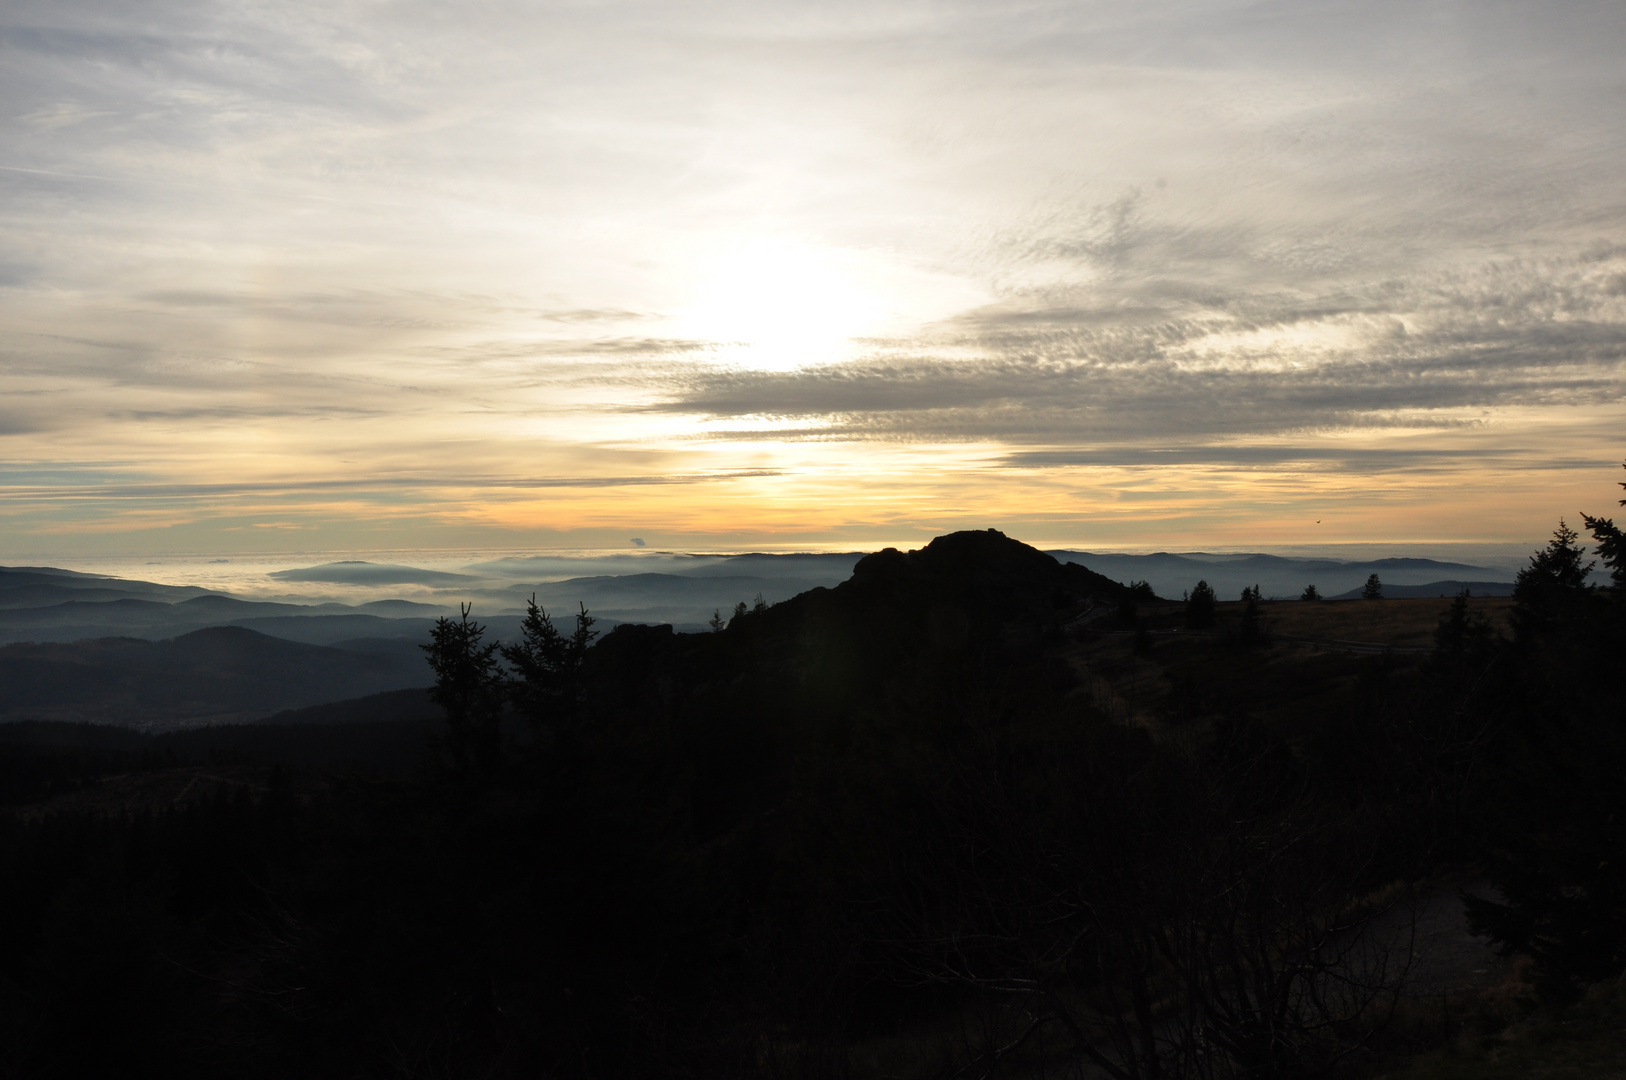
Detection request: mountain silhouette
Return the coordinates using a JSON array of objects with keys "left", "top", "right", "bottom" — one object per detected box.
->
[
  {"left": 0, "top": 626, "right": 430, "bottom": 727},
  {"left": 582, "top": 530, "right": 1136, "bottom": 725}
]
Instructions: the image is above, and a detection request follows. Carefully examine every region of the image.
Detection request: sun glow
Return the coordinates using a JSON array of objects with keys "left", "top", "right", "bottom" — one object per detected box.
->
[{"left": 676, "top": 240, "right": 898, "bottom": 371}]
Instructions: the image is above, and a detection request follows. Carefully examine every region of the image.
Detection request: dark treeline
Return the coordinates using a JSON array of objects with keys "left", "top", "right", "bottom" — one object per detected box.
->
[{"left": 1, "top": 485, "right": 1624, "bottom": 1078}]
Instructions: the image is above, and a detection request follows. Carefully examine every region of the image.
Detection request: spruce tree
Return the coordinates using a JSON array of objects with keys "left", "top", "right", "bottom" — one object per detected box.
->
[
  {"left": 501, "top": 596, "right": 597, "bottom": 729},
  {"left": 422, "top": 603, "right": 504, "bottom": 776},
  {"left": 1581, "top": 459, "right": 1626, "bottom": 592},
  {"left": 1512, "top": 520, "right": 1595, "bottom": 642},
  {"left": 1186, "top": 580, "right": 1217, "bottom": 628},
  {"left": 1467, "top": 497, "right": 1626, "bottom": 998}
]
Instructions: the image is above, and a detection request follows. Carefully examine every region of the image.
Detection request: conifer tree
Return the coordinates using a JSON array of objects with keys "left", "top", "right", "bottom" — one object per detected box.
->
[
  {"left": 1512, "top": 520, "right": 1595, "bottom": 641},
  {"left": 422, "top": 603, "right": 504, "bottom": 775},
  {"left": 1186, "top": 579, "right": 1216, "bottom": 628},
  {"left": 1581, "top": 459, "right": 1626, "bottom": 592},
  {"left": 1467, "top": 489, "right": 1626, "bottom": 998},
  {"left": 501, "top": 594, "right": 568, "bottom": 726},
  {"left": 500, "top": 596, "right": 597, "bottom": 728},
  {"left": 1433, "top": 589, "right": 1492, "bottom": 659},
  {"left": 1240, "top": 596, "right": 1263, "bottom": 644}
]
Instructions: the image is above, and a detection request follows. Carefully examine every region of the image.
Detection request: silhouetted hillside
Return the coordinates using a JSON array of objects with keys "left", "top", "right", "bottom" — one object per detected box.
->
[
  {"left": 1048, "top": 548, "right": 1514, "bottom": 600},
  {"left": 578, "top": 529, "right": 1136, "bottom": 751},
  {"left": 0, "top": 565, "right": 216, "bottom": 607},
  {"left": 4, "top": 518, "right": 1619, "bottom": 1079},
  {"left": 270, "top": 560, "right": 479, "bottom": 585},
  {"left": 1328, "top": 579, "right": 1517, "bottom": 599},
  {"left": 0, "top": 716, "right": 436, "bottom": 809},
  {"left": 255, "top": 686, "right": 439, "bottom": 725},
  {"left": 0, "top": 626, "right": 431, "bottom": 727},
  {"left": 0, "top": 563, "right": 463, "bottom": 644}
]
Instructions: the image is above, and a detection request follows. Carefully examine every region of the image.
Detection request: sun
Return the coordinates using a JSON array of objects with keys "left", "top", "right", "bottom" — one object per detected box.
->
[{"left": 676, "top": 239, "right": 895, "bottom": 371}]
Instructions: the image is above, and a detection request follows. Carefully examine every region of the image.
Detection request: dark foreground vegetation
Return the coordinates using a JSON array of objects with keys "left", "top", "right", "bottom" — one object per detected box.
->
[{"left": 1, "top": 470, "right": 1624, "bottom": 1079}]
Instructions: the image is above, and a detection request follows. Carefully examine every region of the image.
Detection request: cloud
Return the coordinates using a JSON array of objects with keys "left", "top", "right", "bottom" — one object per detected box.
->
[
  {"left": 0, "top": 411, "right": 46, "bottom": 436},
  {"left": 0, "top": 470, "right": 786, "bottom": 505},
  {"left": 645, "top": 250, "right": 1626, "bottom": 450},
  {"left": 2, "top": 0, "right": 1624, "bottom": 548},
  {"left": 18, "top": 102, "right": 114, "bottom": 130},
  {"left": 1002, "top": 447, "right": 1608, "bottom": 473}
]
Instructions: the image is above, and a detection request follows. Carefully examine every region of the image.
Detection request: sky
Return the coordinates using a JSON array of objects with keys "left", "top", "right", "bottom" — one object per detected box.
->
[{"left": 2, "top": 0, "right": 1624, "bottom": 558}]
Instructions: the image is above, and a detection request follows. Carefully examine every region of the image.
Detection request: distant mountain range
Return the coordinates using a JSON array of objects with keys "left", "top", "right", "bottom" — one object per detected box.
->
[
  {"left": 0, "top": 555, "right": 881, "bottom": 643},
  {"left": 0, "top": 556, "right": 878, "bottom": 728},
  {"left": 1327, "top": 580, "right": 1516, "bottom": 600},
  {"left": 0, "top": 544, "right": 1522, "bottom": 729},
  {"left": 0, "top": 565, "right": 452, "bottom": 644},
  {"left": 0, "top": 627, "right": 430, "bottom": 730},
  {"left": 1047, "top": 550, "right": 1513, "bottom": 603},
  {"left": 269, "top": 561, "right": 480, "bottom": 586}
]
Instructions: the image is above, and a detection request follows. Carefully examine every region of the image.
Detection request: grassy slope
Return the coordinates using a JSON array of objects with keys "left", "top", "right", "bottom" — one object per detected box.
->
[
  {"left": 8, "top": 590, "right": 1610, "bottom": 1078},
  {"left": 1245, "top": 596, "right": 1513, "bottom": 648},
  {"left": 1376, "top": 981, "right": 1626, "bottom": 1080},
  {"left": 1073, "top": 595, "right": 1626, "bottom": 1080}
]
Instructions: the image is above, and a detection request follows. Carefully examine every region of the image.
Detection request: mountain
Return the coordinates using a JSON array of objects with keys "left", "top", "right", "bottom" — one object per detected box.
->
[
  {"left": 1048, "top": 549, "right": 1511, "bottom": 602},
  {"left": 270, "top": 561, "right": 479, "bottom": 586},
  {"left": 0, "top": 535, "right": 1127, "bottom": 732},
  {"left": 582, "top": 529, "right": 1135, "bottom": 721},
  {"left": 1329, "top": 579, "right": 1518, "bottom": 599},
  {"left": 0, "top": 627, "right": 432, "bottom": 729},
  {"left": 0, "top": 557, "right": 826, "bottom": 643},
  {"left": 667, "top": 551, "right": 864, "bottom": 582},
  {"left": 517, "top": 571, "right": 834, "bottom": 629},
  {"left": 255, "top": 687, "right": 440, "bottom": 725},
  {"left": 0, "top": 564, "right": 460, "bottom": 645},
  {"left": 0, "top": 565, "right": 218, "bottom": 609}
]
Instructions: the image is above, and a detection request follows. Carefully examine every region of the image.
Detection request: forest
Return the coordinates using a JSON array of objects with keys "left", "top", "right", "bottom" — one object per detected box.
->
[{"left": 0, "top": 468, "right": 1623, "bottom": 1079}]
